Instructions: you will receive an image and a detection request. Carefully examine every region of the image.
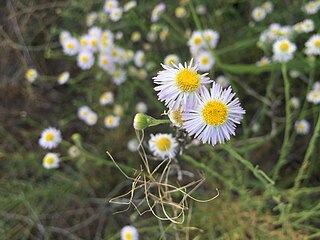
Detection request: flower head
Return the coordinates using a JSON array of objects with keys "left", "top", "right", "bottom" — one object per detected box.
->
[
  {"left": 42, "top": 153, "right": 60, "bottom": 169},
  {"left": 57, "top": 72, "right": 70, "bottom": 85},
  {"left": 182, "top": 82, "right": 245, "bottom": 146},
  {"left": 104, "top": 115, "right": 120, "bottom": 128},
  {"left": 25, "top": 69, "right": 38, "bottom": 83},
  {"left": 295, "top": 120, "right": 310, "bottom": 135},
  {"left": 120, "top": 225, "right": 138, "bottom": 240},
  {"left": 39, "top": 127, "right": 62, "bottom": 149},
  {"left": 272, "top": 38, "right": 296, "bottom": 63},
  {"left": 252, "top": 7, "right": 266, "bottom": 22},
  {"left": 149, "top": 133, "right": 178, "bottom": 159},
  {"left": 77, "top": 51, "right": 94, "bottom": 70}
]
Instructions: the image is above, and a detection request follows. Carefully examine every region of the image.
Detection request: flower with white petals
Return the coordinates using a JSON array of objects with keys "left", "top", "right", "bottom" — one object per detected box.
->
[
  {"left": 151, "top": 3, "right": 166, "bottom": 22},
  {"left": 307, "top": 89, "right": 320, "bottom": 104},
  {"left": 134, "top": 50, "right": 145, "bottom": 67},
  {"left": 59, "top": 31, "right": 71, "bottom": 44},
  {"left": 164, "top": 54, "right": 180, "bottom": 66},
  {"left": 112, "top": 69, "right": 126, "bottom": 85},
  {"left": 262, "top": 1, "right": 273, "bottom": 13},
  {"left": 252, "top": 7, "right": 266, "bottom": 22},
  {"left": 99, "top": 91, "right": 114, "bottom": 105},
  {"left": 42, "top": 153, "right": 60, "bottom": 169},
  {"left": 195, "top": 51, "right": 215, "bottom": 72},
  {"left": 290, "top": 97, "right": 300, "bottom": 109},
  {"left": 153, "top": 59, "right": 212, "bottom": 110},
  {"left": 104, "top": 115, "right": 120, "bottom": 128},
  {"left": 188, "top": 31, "right": 205, "bottom": 52},
  {"left": 77, "top": 51, "right": 94, "bottom": 70},
  {"left": 127, "top": 139, "right": 139, "bottom": 152},
  {"left": 182, "top": 82, "right": 245, "bottom": 146},
  {"left": 120, "top": 226, "right": 138, "bottom": 240},
  {"left": 295, "top": 120, "right": 310, "bottom": 135},
  {"left": 124, "top": 1, "right": 137, "bottom": 12},
  {"left": 57, "top": 72, "right": 70, "bottom": 85},
  {"left": 110, "top": 7, "right": 123, "bottom": 22},
  {"left": 78, "top": 106, "right": 91, "bottom": 121},
  {"left": 175, "top": 6, "right": 186, "bottom": 18},
  {"left": 216, "top": 75, "right": 230, "bottom": 88},
  {"left": 304, "top": 1, "right": 319, "bottom": 15},
  {"left": 149, "top": 133, "right": 178, "bottom": 159},
  {"left": 305, "top": 34, "right": 320, "bottom": 56},
  {"left": 256, "top": 56, "right": 271, "bottom": 66},
  {"left": 203, "top": 29, "right": 219, "bottom": 49},
  {"left": 104, "top": 0, "right": 118, "bottom": 13},
  {"left": 313, "top": 81, "right": 320, "bottom": 92},
  {"left": 302, "top": 19, "right": 314, "bottom": 33},
  {"left": 62, "top": 37, "right": 79, "bottom": 56},
  {"left": 84, "top": 111, "right": 98, "bottom": 126},
  {"left": 272, "top": 38, "right": 296, "bottom": 63},
  {"left": 39, "top": 127, "right": 62, "bottom": 149},
  {"left": 25, "top": 69, "right": 38, "bottom": 83}
]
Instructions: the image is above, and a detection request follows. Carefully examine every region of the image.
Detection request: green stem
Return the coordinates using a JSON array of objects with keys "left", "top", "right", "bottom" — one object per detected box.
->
[{"left": 273, "top": 64, "right": 291, "bottom": 181}]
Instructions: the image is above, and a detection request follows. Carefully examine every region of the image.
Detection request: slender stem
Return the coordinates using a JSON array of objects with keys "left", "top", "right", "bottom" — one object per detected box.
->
[
  {"left": 293, "top": 110, "right": 320, "bottom": 190},
  {"left": 273, "top": 64, "right": 291, "bottom": 181}
]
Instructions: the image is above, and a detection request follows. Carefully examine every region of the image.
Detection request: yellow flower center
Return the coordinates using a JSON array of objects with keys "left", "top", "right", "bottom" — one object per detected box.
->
[
  {"left": 298, "top": 124, "right": 305, "bottom": 131},
  {"left": 107, "top": 2, "right": 113, "bottom": 8},
  {"left": 176, "top": 69, "right": 200, "bottom": 92},
  {"left": 80, "top": 39, "right": 87, "bottom": 46},
  {"left": 66, "top": 42, "right": 73, "bottom": 49},
  {"left": 156, "top": 137, "right": 171, "bottom": 152},
  {"left": 194, "top": 37, "right": 202, "bottom": 45},
  {"left": 201, "top": 100, "right": 228, "bottom": 126},
  {"left": 308, "top": 3, "right": 315, "bottom": 9},
  {"left": 169, "top": 107, "right": 183, "bottom": 126},
  {"left": 81, "top": 55, "right": 88, "bottom": 63},
  {"left": 256, "top": 11, "right": 261, "bottom": 17},
  {"left": 200, "top": 57, "right": 209, "bottom": 65},
  {"left": 106, "top": 117, "right": 114, "bottom": 125},
  {"left": 101, "top": 58, "right": 108, "bottom": 64},
  {"left": 44, "top": 133, "right": 54, "bottom": 141},
  {"left": 312, "top": 92, "right": 319, "bottom": 98},
  {"left": 91, "top": 39, "right": 97, "bottom": 46},
  {"left": 279, "top": 42, "right": 289, "bottom": 52},
  {"left": 124, "top": 232, "right": 133, "bottom": 240},
  {"left": 314, "top": 40, "right": 320, "bottom": 48},
  {"left": 44, "top": 156, "right": 54, "bottom": 165},
  {"left": 26, "top": 70, "right": 34, "bottom": 78}
]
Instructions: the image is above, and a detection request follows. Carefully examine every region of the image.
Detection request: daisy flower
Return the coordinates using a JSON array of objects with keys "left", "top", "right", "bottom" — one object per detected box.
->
[
  {"left": 302, "top": 19, "right": 314, "bottom": 33},
  {"left": 113, "top": 104, "right": 124, "bottom": 116},
  {"left": 136, "top": 102, "right": 147, "bottom": 113},
  {"left": 77, "top": 51, "right": 94, "bottom": 70},
  {"left": 134, "top": 50, "right": 145, "bottom": 67},
  {"left": 272, "top": 38, "right": 296, "bottom": 63},
  {"left": 307, "top": 89, "right": 320, "bottom": 104},
  {"left": 168, "top": 106, "right": 184, "bottom": 128},
  {"left": 153, "top": 59, "right": 212, "bottom": 110},
  {"left": 182, "top": 82, "right": 245, "bottom": 146},
  {"left": 57, "top": 71, "right": 70, "bottom": 85},
  {"left": 295, "top": 120, "right": 310, "bottom": 135},
  {"left": 256, "top": 56, "right": 271, "bottom": 66},
  {"left": 78, "top": 106, "right": 91, "bottom": 121},
  {"left": 195, "top": 51, "right": 215, "bottom": 72},
  {"left": 164, "top": 54, "right": 180, "bottom": 66},
  {"left": 293, "top": 22, "right": 304, "bottom": 34},
  {"left": 120, "top": 226, "right": 138, "bottom": 240},
  {"left": 148, "top": 133, "right": 178, "bottom": 159},
  {"left": 98, "top": 53, "right": 115, "bottom": 72},
  {"left": 62, "top": 37, "right": 79, "bottom": 56},
  {"left": 124, "top": 1, "right": 137, "bottom": 12},
  {"left": 290, "top": 97, "right": 300, "bottom": 109},
  {"left": 84, "top": 111, "right": 98, "bottom": 126},
  {"left": 104, "top": 115, "right": 120, "bottom": 128},
  {"left": 262, "top": 1, "right": 273, "bottom": 13},
  {"left": 104, "top": 0, "right": 118, "bottom": 13},
  {"left": 25, "top": 68, "right": 38, "bottom": 83},
  {"left": 252, "top": 7, "right": 266, "bottom": 22},
  {"left": 39, "top": 127, "right": 62, "bottom": 149},
  {"left": 304, "top": 1, "right": 319, "bottom": 15},
  {"left": 313, "top": 81, "right": 320, "bottom": 91},
  {"left": 151, "top": 3, "right": 166, "bottom": 22},
  {"left": 188, "top": 31, "right": 205, "bottom": 52},
  {"left": 99, "top": 91, "right": 114, "bottom": 105},
  {"left": 175, "top": 6, "right": 187, "bottom": 18},
  {"left": 110, "top": 7, "right": 123, "bottom": 22},
  {"left": 216, "top": 75, "right": 230, "bottom": 88},
  {"left": 86, "top": 12, "right": 98, "bottom": 27},
  {"left": 42, "top": 153, "right": 60, "bottom": 169},
  {"left": 112, "top": 69, "right": 126, "bottom": 85},
  {"left": 305, "top": 34, "right": 320, "bottom": 56},
  {"left": 203, "top": 29, "right": 219, "bottom": 49},
  {"left": 59, "top": 30, "right": 71, "bottom": 44}
]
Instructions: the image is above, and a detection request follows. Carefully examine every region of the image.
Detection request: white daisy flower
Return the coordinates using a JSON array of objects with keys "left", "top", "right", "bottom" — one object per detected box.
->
[
  {"left": 39, "top": 127, "right": 62, "bottom": 149},
  {"left": 104, "top": 115, "right": 120, "bottom": 128},
  {"left": 100, "top": 30, "right": 114, "bottom": 51},
  {"left": 195, "top": 51, "right": 215, "bottom": 72},
  {"left": 104, "top": 0, "right": 118, "bottom": 13},
  {"left": 313, "top": 81, "right": 320, "bottom": 91},
  {"left": 148, "top": 133, "right": 178, "bottom": 159},
  {"left": 59, "top": 30, "right": 71, "bottom": 44},
  {"left": 182, "top": 82, "right": 245, "bottom": 146},
  {"left": 78, "top": 106, "right": 91, "bottom": 121},
  {"left": 112, "top": 69, "right": 126, "bottom": 85},
  {"left": 305, "top": 34, "right": 320, "bottom": 56},
  {"left": 42, "top": 153, "right": 60, "bottom": 169},
  {"left": 272, "top": 38, "right": 297, "bottom": 63},
  {"left": 113, "top": 104, "right": 124, "bottom": 116},
  {"left": 57, "top": 71, "right": 70, "bottom": 85},
  {"left": 293, "top": 22, "right": 304, "bottom": 34},
  {"left": 252, "top": 7, "right": 266, "bottom": 22},
  {"left": 175, "top": 6, "right": 186, "bottom": 18},
  {"left": 86, "top": 12, "right": 98, "bottom": 27},
  {"left": 295, "top": 120, "right": 310, "bottom": 135},
  {"left": 88, "top": 26, "right": 102, "bottom": 38},
  {"left": 262, "top": 1, "right": 273, "bottom": 13},
  {"left": 62, "top": 37, "right": 79, "bottom": 56},
  {"left": 134, "top": 50, "right": 145, "bottom": 67},
  {"left": 87, "top": 35, "right": 99, "bottom": 52},
  {"left": 77, "top": 51, "right": 94, "bottom": 70},
  {"left": 203, "top": 29, "right": 219, "bottom": 49},
  {"left": 98, "top": 53, "right": 115, "bottom": 72},
  {"left": 151, "top": 3, "right": 166, "bottom": 22},
  {"left": 256, "top": 56, "right": 271, "bottom": 66},
  {"left": 110, "top": 7, "right": 123, "bottom": 22},
  {"left": 84, "top": 111, "right": 98, "bottom": 126},
  {"left": 79, "top": 34, "right": 90, "bottom": 51},
  {"left": 153, "top": 59, "right": 212, "bottom": 110},
  {"left": 216, "top": 75, "right": 230, "bottom": 88},
  {"left": 302, "top": 19, "right": 315, "bottom": 33},
  {"left": 304, "top": 1, "right": 319, "bottom": 15},
  {"left": 135, "top": 102, "right": 147, "bottom": 113},
  {"left": 307, "top": 89, "right": 320, "bottom": 104},
  {"left": 124, "top": 1, "right": 137, "bottom": 12},
  {"left": 25, "top": 68, "right": 38, "bottom": 83},
  {"left": 127, "top": 139, "right": 139, "bottom": 152},
  {"left": 290, "top": 97, "right": 300, "bottom": 109},
  {"left": 188, "top": 31, "right": 205, "bottom": 52},
  {"left": 120, "top": 225, "right": 138, "bottom": 240},
  {"left": 99, "top": 91, "right": 114, "bottom": 105},
  {"left": 164, "top": 54, "right": 180, "bottom": 66},
  {"left": 168, "top": 106, "right": 184, "bottom": 127}
]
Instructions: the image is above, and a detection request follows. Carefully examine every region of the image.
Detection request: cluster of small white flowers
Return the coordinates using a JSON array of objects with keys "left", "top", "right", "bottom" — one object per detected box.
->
[
  {"left": 187, "top": 29, "right": 219, "bottom": 72},
  {"left": 259, "top": 23, "right": 293, "bottom": 44},
  {"left": 294, "top": 19, "right": 315, "bottom": 34},
  {"left": 252, "top": 2, "right": 273, "bottom": 22},
  {"left": 78, "top": 106, "right": 98, "bottom": 126}
]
